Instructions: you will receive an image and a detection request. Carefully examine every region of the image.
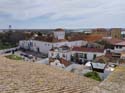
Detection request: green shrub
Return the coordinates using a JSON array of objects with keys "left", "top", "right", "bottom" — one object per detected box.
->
[
  {"left": 84, "top": 71, "right": 102, "bottom": 81},
  {"left": 6, "top": 55, "right": 22, "bottom": 60}
]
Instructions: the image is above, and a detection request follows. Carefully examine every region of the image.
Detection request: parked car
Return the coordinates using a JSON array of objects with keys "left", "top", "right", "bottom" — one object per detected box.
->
[
  {"left": 20, "top": 53, "right": 33, "bottom": 59},
  {"left": 4, "top": 50, "right": 12, "bottom": 53}
]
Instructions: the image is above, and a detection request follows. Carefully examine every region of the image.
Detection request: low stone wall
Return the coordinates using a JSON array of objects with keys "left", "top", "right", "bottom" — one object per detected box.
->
[{"left": 92, "top": 66, "right": 125, "bottom": 93}]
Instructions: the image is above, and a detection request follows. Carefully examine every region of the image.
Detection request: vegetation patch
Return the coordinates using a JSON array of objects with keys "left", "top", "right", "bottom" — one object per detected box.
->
[
  {"left": 5, "top": 54, "right": 23, "bottom": 60},
  {"left": 84, "top": 71, "right": 102, "bottom": 81},
  {"left": 0, "top": 42, "right": 16, "bottom": 50}
]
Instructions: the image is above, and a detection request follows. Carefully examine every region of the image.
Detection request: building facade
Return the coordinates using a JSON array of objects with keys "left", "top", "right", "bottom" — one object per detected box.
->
[
  {"left": 19, "top": 29, "right": 87, "bottom": 54},
  {"left": 111, "top": 28, "right": 121, "bottom": 39}
]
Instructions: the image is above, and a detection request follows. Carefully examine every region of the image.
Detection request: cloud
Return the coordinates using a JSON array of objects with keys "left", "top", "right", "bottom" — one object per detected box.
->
[
  {"left": 0, "top": 0, "right": 124, "bottom": 20},
  {"left": 0, "top": 0, "right": 124, "bottom": 28}
]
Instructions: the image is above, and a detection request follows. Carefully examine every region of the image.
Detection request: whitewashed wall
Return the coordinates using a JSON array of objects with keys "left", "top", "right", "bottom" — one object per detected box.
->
[
  {"left": 49, "top": 51, "right": 71, "bottom": 61},
  {"left": 71, "top": 51, "right": 106, "bottom": 60},
  {"left": 54, "top": 31, "right": 65, "bottom": 40},
  {"left": 19, "top": 40, "right": 87, "bottom": 54},
  {"left": 114, "top": 46, "right": 125, "bottom": 51},
  {"left": 50, "top": 60, "right": 65, "bottom": 68}
]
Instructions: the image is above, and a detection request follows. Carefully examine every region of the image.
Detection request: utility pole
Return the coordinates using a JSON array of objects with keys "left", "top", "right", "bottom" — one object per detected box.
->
[{"left": 8, "top": 25, "right": 12, "bottom": 32}]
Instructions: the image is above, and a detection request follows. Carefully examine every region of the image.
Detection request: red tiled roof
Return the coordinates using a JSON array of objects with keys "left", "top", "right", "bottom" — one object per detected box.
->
[
  {"left": 104, "top": 38, "right": 123, "bottom": 45},
  {"left": 55, "top": 28, "right": 64, "bottom": 32},
  {"left": 68, "top": 36, "right": 85, "bottom": 41},
  {"left": 83, "top": 34, "right": 103, "bottom": 42},
  {"left": 59, "top": 58, "right": 71, "bottom": 67},
  {"left": 49, "top": 58, "right": 71, "bottom": 67},
  {"left": 105, "top": 53, "right": 113, "bottom": 58},
  {"left": 115, "top": 41, "right": 125, "bottom": 46},
  {"left": 72, "top": 47, "right": 104, "bottom": 53},
  {"left": 35, "top": 36, "right": 67, "bottom": 42}
]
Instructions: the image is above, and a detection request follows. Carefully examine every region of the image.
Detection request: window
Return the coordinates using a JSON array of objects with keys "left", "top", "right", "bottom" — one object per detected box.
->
[
  {"left": 63, "top": 54, "right": 65, "bottom": 58},
  {"left": 51, "top": 53, "right": 54, "bottom": 56},
  {"left": 84, "top": 54, "right": 87, "bottom": 59},
  {"left": 119, "top": 46, "right": 122, "bottom": 49},
  {"left": 78, "top": 53, "right": 83, "bottom": 58},
  {"left": 56, "top": 53, "right": 60, "bottom": 59},
  {"left": 33, "top": 43, "right": 36, "bottom": 46},
  {"left": 93, "top": 54, "right": 96, "bottom": 60},
  {"left": 116, "top": 45, "right": 118, "bottom": 48}
]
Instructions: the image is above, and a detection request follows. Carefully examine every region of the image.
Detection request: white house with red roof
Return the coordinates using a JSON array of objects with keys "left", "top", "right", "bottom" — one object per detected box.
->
[
  {"left": 53, "top": 28, "right": 65, "bottom": 40},
  {"left": 48, "top": 46, "right": 106, "bottom": 63},
  {"left": 49, "top": 46, "right": 71, "bottom": 61},
  {"left": 71, "top": 47, "right": 106, "bottom": 61},
  {"left": 114, "top": 41, "right": 125, "bottom": 51}
]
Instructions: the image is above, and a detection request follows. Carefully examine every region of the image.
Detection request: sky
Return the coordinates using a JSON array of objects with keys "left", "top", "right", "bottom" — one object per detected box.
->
[{"left": 0, "top": 0, "right": 125, "bottom": 29}]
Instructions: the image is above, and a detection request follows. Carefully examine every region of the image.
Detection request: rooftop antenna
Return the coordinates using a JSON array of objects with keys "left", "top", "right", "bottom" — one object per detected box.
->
[
  {"left": 8, "top": 25, "right": 12, "bottom": 32},
  {"left": 9, "top": 25, "right": 12, "bottom": 29}
]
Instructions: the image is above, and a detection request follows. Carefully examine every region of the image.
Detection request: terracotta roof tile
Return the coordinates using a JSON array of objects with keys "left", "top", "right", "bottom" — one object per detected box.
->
[
  {"left": 55, "top": 28, "right": 64, "bottom": 32},
  {"left": 72, "top": 47, "right": 104, "bottom": 53},
  {"left": 0, "top": 56, "right": 99, "bottom": 93},
  {"left": 83, "top": 35, "right": 103, "bottom": 42},
  {"left": 59, "top": 58, "right": 71, "bottom": 67},
  {"left": 104, "top": 38, "right": 123, "bottom": 45}
]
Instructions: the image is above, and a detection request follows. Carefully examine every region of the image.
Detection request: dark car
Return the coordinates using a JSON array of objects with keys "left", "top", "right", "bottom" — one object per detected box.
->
[
  {"left": 4, "top": 50, "right": 12, "bottom": 53},
  {"left": 20, "top": 53, "right": 33, "bottom": 59}
]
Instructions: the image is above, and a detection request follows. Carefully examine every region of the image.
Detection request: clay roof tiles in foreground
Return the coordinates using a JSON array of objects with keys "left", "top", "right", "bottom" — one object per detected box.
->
[{"left": 0, "top": 56, "right": 99, "bottom": 93}]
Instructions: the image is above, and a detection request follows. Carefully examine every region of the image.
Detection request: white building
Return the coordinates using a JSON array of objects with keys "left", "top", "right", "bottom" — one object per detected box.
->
[
  {"left": 114, "top": 41, "right": 125, "bottom": 52},
  {"left": 53, "top": 29, "right": 65, "bottom": 40},
  {"left": 19, "top": 29, "right": 87, "bottom": 54},
  {"left": 121, "top": 30, "right": 125, "bottom": 39},
  {"left": 49, "top": 46, "right": 71, "bottom": 61},
  {"left": 48, "top": 46, "right": 106, "bottom": 63},
  {"left": 71, "top": 47, "right": 106, "bottom": 61}
]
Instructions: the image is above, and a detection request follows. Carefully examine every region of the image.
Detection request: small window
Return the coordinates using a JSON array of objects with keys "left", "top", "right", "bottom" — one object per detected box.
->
[
  {"left": 34, "top": 43, "right": 36, "bottom": 46},
  {"left": 119, "top": 46, "right": 122, "bottom": 49},
  {"left": 93, "top": 54, "right": 96, "bottom": 60},
  {"left": 51, "top": 53, "right": 54, "bottom": 56},
  {"left": 116, "top": 45, "right": 118, "bottom": 48},
  {"left": 78, "top": 53, "right": 83, "bottom": 58},
  {"left": 84, "top": 54, "right": 87, "bottom": 59},
  {"left": 63, "top": 54, "right": 65, "bottom": 58}
]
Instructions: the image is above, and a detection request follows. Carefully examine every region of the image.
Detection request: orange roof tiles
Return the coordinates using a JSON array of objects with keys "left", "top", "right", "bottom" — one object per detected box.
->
[
  {"left": 55, "top": 28, "right": 64, "bottom": 32},
  {"left": 83, "top": 34, "right": 103, "bottom": 42},
  {"left": 72, "top": 47, "right": 104, "bottom": 53},
  {"left": 59, "top": 58, "right": 71, "bottom": 67},
  {"left": 104, "top": 38, "right": 123, "bottom": 45}
]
